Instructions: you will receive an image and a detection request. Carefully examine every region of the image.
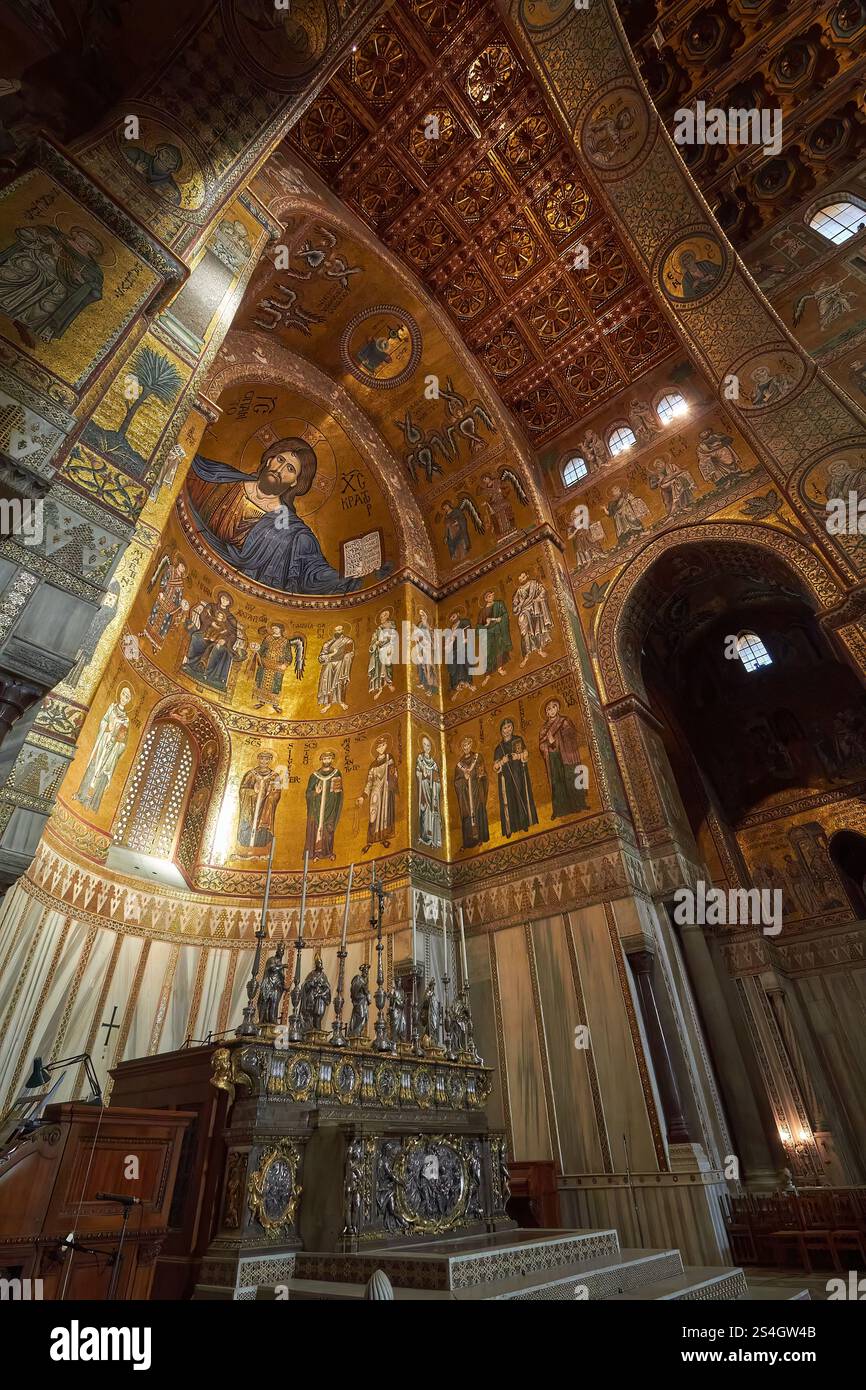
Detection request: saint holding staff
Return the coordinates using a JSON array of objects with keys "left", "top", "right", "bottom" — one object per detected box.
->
[{"left": 304, "top": 750, "right": 343, "bottom": 861}]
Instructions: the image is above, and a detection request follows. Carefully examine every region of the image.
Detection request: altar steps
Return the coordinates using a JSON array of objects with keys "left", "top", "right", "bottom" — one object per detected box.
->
[{"left": 251, "top": 1228, "right": 807, "bottom": 1301}]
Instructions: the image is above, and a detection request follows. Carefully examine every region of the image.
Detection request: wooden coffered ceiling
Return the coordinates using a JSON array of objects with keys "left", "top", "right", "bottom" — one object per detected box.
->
[
  {"left": 619, "top": 0, "right": 866, "bottom": 245},
  {"left": 287, "top": 0, "right": 675, "bottom": 448}
]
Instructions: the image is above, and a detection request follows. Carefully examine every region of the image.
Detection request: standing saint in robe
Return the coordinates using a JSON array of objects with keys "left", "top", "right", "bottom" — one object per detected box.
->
[
  {"left": 444, "top": 610, "right": 474, "bottom": 693},
  {"left": 357, "top": 737, "right": 398, "bottom": 851},
  {"left": 453, "top": 736, "right": 489, "bottom": 849},
  {"left": 235, "top": 751, "right": 283, "bottom": 858},
  {"left": 538, "top": 698, "right": 588, "bottom": 818},
  {"left": 368, "top": 609, "right": 397, "bottom": 700},
  {"left": 0, "top": 223, "right": 104, "bottom": 347},
  {"left": 347, "top": 962, "right": 371, "bottom": 1038},
  {"left": 183, "top": 591, "right": 246, "bottom": 692},
  {"left": 299, "top": 954, "right": 332, "bottom": 1034},
  {"left": 512, "top": 572, "right": 553, "bottom": 667},
  {"left": 75, "top": 685, "right": 133, "bottom": 812},
  {"left": 249, "top": 623, "right": 304, "bottom": 714},
  {"left": 415, "top": 735, "right": 443, "bottom": 849},
  {"left": 140, "top": 554, "right": 188, "bottom": 651},
  {"left": 493, "top": 717, "right": 538, "bottom": 837},
  {"left": 696, "top": 429, "right": 746, "bottom": 488},
  {"left": 606, "top": 486, "right": 650, "bottom": 546},
  {"left": 304, "top": 750, "right": 343, "bottom": 860},
  {"left": 476, "top": 589, "right": 512, "bottom": 682},
  {"left": 317, "top": 625, "right": 354, "bottom": 711},
  {"left": 649, "top": 456, "right": 696, "bottom": 520},
  {"left": 411, "top": 609, "right": 438, "bottom": 695}
]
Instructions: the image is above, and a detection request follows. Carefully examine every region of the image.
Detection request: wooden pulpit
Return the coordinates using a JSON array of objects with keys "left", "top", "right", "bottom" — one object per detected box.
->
[{"left": 0, "top": 1102, "right": 192, "bottom": 1300}]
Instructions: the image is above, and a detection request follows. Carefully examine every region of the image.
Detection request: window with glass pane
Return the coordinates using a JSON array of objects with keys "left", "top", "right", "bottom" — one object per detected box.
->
[
  {"left": 608, "top": 426, "right": 636, "bottom": 456},
  {"left": 562, "top": 454, "right": 588, "bottom": 486},
  {"left": 656, "top": 391, "right": 687, "bottom": 423},
  {"left": 737, "top": 631, "right": 772, "bottom": 672},
  {"left": 808, "top": 201, "right": 866, "bottom": 245}
]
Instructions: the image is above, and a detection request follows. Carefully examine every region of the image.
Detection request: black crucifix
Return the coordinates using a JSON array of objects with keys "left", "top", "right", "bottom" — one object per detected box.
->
[{"left": 101, "top": 1005, "right": 120, "bottom": 1052}]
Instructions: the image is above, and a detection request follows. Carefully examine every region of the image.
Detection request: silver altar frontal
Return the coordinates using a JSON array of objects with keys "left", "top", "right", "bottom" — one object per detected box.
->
[{"left": 197, "top": 1035, "right": 512, "bottom": 1298}]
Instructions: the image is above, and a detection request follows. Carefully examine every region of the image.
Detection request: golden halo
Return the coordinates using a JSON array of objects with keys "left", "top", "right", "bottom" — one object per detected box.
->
[
  {"left": 239, "top": 417, "right": 337, "bottom": 518},
  {"left": 53, "top": 211, "right": 118, "bottom": 268}
]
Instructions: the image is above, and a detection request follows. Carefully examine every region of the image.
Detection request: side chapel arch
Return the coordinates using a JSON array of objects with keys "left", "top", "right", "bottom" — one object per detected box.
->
[{"left": 595, "top": 522, "right": 846, "bottom": 706}]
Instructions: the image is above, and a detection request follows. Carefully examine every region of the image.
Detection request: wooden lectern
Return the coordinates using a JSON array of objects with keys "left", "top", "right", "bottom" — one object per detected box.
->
[{"left": 0, "top": 1102, "right": 192, "bottom": 1300}]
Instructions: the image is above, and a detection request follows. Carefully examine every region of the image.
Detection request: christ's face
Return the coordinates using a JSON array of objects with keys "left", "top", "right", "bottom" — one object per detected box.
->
[
  {"left": 70, "top": 227, "right": 102, "bottom": 257},
  {"left": 259, "top": 451, "right": 300, "bottom": 496}
]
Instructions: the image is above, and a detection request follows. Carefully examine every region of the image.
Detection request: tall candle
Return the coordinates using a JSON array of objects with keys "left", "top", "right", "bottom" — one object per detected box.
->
[
  {"left": 459, "top": 904, "right": 469, "bottom": 987},
  {"left": 412, "top": 892, "right": 417, "bottom": 971},
  {"left": 442, "top": 905, "right": 448, "bottom": 977},
  {"left": 341, "top": 862, "right": 354, "bottom": 952},
  {"left": 298, "top": 849, "right": 309, "bottom": 940}
]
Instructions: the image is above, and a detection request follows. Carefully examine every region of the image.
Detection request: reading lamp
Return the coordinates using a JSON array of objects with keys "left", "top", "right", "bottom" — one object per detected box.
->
[{"left": 26, "top": 1053, "right": 103, "bottom": 1105}]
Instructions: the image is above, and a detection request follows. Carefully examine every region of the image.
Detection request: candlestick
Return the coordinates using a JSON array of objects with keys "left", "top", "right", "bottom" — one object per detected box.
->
[
  {"left": 287, "top": 850, "right": 309, "bottom": 1042},
  {"left": 370, "top": 868, "right": 390, "bottom": 1051},
  {"left": 331, "top": 862, "right": 353, "bottom": 1047},
  {"left": 236, "top": 829, "right": 277, "bottom": 1036},
  {"left": 442, "top": 906, "right": 453, "bottom": 1059},
  {"left": 459, "top": 904, "right": 469, "bottom": 987}
]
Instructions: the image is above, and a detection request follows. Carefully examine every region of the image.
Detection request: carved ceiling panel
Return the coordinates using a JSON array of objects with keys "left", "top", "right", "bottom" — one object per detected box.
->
[
  {"left": 619, "top": 0, "right": 866, "bottom": 245},
  {"left": 287, "top": 0, "right": 675, "bottom": 446}
]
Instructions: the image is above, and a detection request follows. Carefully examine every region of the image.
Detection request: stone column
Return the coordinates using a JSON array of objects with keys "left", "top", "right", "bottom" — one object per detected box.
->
[
  {"left": 628, "top": 950, "right": 691, "bottom": 1143},
  {"left": 678, "top": 923, "right": 784, "bottom": 1186}
]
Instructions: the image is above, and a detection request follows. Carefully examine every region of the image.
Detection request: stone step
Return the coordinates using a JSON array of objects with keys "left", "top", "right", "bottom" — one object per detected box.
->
[
  {"left": 259, "top": 1246, "right": 686, "bottom": 1301},
  {"left": 609, "top": 1265, "right": 748, "bottom": 1301},
  {"left": 737, "top": 1286, "right": 812, "bottom": 1300},
  {"left": 452, "top": 1247, "right": 684, "bottom": 1300},
  {"left": 294, "top": 1227, "right": 621, "bottom": 1292}
]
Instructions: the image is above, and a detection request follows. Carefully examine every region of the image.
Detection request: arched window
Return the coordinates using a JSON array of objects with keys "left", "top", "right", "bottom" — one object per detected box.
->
[
  {"left": 736, "top": 631, "right": 772, "bottom": 673},
  {"left": 808, "top": 200, "right": 866, "bottom": 245},
  {"left": 561, "top": 454, "right": 588, "bottom": 486},
  {"left": 656, "top": 390, "right": 688, "bottom": 423},
  {"left": 608, "top": 425, "right": 636, "bottom": 457},
  {"left": 113, "top": 720, "right": 195, "bottom": 859}
]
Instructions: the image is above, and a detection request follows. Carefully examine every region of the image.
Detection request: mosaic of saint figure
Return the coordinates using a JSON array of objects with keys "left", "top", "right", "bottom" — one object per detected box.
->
[
  {"left": 493, "top": 717, "right": 538, "bottom": 838},
  {"left": 415, "top": 735, "right": 443, "bottom": 849},
  {"left": 512, "top": 572, "right": 553, "bottom": 666},
  {"left": 538, "top": 698, "right": 588, "bottom": 818},
  {"left": 695, "top": 429, "right": 747, "bottom": 487},
  {"left": 141, "top": 554, "right": 188, "bottom": 651},
  {"left": 124, "top": 142, "right": 183, "bottom": 203},
  {"left": 235, "top": 751, "right": 282, "bottom": 857},
  {"left": 453, "top": 736, "right": 489, "bottom": 850},
  {"left": 317, "top": 625, "right": 354, "bottom": 711},
  {"left": 74, "top": 685, "right": 132, "bottom": 812},
  {"left": 411, "top": 609, "right": 438, "bottom": 695},
  {"left": 182, "top": 592, "right": 245, "bottom": 692},
  {"left": 649, "top": 457, "right": 696, "bottom": 519},
  {"left": 445, "top": 609, "right": 474, "bottom": 694},
  {"left": 476, "top": 588, "right": 511, "bottom": 681},
  {"left": 0, "top": 223, "right": 104, "bottom": 347},
  {"left": 368, "top": 609, "right": 397, "bottom": 700},
  {"left": 357, "top": 737, "right": 398, "bottom": 852},
  {"left": 249, "top": 623, "right": 305, "bottom": 714},
  {"left": 187, "top": 436, "right": 361, "bottom": 595},
  {"left": 304, "top": 750, "right": 343, "bottom": 861},
  {"left": 606, "top": 486, "right": 650, "bottom": 546}
]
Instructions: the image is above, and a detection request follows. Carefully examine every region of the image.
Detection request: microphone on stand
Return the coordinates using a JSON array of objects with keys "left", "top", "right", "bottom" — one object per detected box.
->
[{"left": 95, "top": 1191, "right": 143, "bottom": 1206}]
